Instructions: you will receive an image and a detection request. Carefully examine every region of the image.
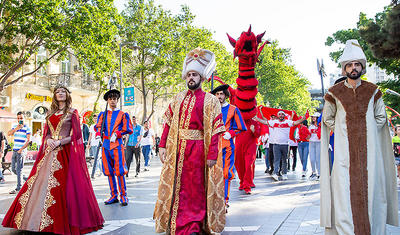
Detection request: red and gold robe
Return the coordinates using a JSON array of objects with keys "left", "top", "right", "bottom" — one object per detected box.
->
[{"left": 153, "top": 88, "right": 226, "bottom": 235}]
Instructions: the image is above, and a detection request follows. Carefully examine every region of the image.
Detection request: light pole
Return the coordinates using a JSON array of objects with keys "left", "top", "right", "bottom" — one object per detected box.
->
[{"left": 119, "top": 41, "right": 138, "bottom": 110}]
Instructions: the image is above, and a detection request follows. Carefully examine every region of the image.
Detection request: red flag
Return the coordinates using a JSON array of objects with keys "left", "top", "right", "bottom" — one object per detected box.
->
[
  {"left": 257, "top": 105, "right": 300, "bottom": 121},
  {"left": 305, "top": 110, "right": 310, "bottom": 119}
]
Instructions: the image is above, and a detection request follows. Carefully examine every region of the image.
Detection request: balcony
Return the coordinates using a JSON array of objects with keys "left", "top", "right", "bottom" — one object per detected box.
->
[{"left": 35, "top": 73, "right": 99, "bottom": 92}]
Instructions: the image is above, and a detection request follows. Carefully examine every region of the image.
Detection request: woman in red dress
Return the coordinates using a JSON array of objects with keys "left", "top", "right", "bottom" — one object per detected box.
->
[{"left": 2, "top": 86, "right": 104, "bottom": 234}]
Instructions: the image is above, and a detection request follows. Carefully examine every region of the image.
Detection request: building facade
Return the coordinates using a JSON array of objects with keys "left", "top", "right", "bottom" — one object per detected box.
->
[{"left": 0, "top": 49, "right": 168, "bottom": 141}]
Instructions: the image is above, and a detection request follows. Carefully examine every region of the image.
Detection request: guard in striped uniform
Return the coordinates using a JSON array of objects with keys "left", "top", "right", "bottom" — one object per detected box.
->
[
  {"left": 212, "top": 85, "right": 246, "bottom": 207},
  {"left": 96, "top": 89, "right": 133, "bottom": 206}
]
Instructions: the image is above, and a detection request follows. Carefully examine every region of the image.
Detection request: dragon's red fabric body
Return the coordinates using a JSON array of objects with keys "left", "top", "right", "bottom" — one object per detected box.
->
[{"left": 215, "top": 26, "right": 269, "bottom": 193}]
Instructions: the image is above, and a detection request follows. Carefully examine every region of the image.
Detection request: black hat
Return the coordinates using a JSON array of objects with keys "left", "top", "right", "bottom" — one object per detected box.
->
[
  {"left": 211, "top": 84, "right": 229, "bottom": 95},
  {"left": 103, "top": 89, "right": 121, "bottom": 101}
]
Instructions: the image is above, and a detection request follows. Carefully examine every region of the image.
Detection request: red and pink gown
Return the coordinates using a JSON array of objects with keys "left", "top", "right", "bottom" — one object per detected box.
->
[{"left": 2, "top": 109, "right": 104, "bottom": 234}]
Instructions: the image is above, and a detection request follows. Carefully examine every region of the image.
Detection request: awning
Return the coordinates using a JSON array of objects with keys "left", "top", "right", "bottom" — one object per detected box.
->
[{"left": 0, "top": 109, "right": 17, "bottom": 122}]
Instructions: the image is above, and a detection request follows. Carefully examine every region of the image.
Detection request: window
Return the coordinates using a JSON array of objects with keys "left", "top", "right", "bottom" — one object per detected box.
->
[
  {"left": 36, "top": 46, "right": 47, "bottom": 76},
  {"left": 61, "top": 55, "right": 71, "bottom": 74}
]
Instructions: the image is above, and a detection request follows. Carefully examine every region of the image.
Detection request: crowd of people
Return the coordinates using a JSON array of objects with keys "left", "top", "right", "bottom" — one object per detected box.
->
[{"left": 0, "top": 40, "right": 399, "bottom": 234}]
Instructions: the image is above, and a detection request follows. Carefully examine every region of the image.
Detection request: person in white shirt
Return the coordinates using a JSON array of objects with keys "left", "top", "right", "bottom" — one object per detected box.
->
[
  {"left": 88, "top": 113, "right": 102, "bottom": 179},
  {"left": 261, "top": 133, "right": 269, "bottom": 173},
  {"left": 32, "top": 129, "right": 42, "bottom": 151},
  {"left": 140, "top": 120, "right": 155, "bottom": 171},
  {"left": 309, "top": 112, "right": 321, "bottom": 180},
  {"left": 267, "top": 115, "right": 277, "bottom": 175},
  {"left": 256, "top": 110, "right": 306, "bottom": 181}
]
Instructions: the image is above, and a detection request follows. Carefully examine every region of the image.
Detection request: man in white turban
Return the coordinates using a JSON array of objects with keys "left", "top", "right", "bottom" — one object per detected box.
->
[
  {"left": 320, "top": 39, "right": 399, "bottom": 235},
  {"left": 153, "top": 48, "right": 226, "bottom": 235}
]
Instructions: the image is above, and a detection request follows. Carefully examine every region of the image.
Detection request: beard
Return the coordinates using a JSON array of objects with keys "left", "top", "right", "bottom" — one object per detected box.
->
[
  {"left": 187, "top": 79, "right": 201, "bottom": 90},
  {"left": 346, "top": 69, "right": 362, "bottom": 80},
  {"left": 279, "top": 116, "right": 285, "bottom": 121}
]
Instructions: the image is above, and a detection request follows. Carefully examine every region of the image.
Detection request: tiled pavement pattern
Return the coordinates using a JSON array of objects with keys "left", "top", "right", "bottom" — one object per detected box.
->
[{"left": 0, "top": 156, "right": 399, "bottom": 235}]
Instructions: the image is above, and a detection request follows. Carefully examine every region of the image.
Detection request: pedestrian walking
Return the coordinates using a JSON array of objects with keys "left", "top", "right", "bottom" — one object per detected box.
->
[
  {"left": 392, "top": 126, "right": 400, "bottom": 183},
  {"left": 140, "top": 120, "right": 155, "bottom": 171},
  {"left": 154, "top": 48, "right": 226, "bottom": 235},
  {"left": 88, "top": 113, "right": 102, "bottom": 179},
  {"left": 297, "top": 120, "right": 311, "bottom": 178},
  {"left": 32, "top": 129, "right": 42, "bottom": 150},
  {"left": 256, "top": 110, "right": 306, "bottom": 181},
  {"left": 125, "top": 115, "right": 142, "bottom": 177},
  {"left": 7, "top": 112, "right": 31, "bottom": 194},
  {"left": 309, "top": 112, "right": 321, "bottom": 180},
  {"left": 287, "top": 129, "right": 298, "bottom": 172},
  {"left": 320, "top": 39, "right": 398, "bottom": 234},
  {"left": 261, "top": 133, "right": 269, "bottom": 173},
  {"left": 2, "top": 85, "right": 104, "bottom": 234},
  {"left": 0, "top": 131, "right": 7, "bottom": 183}
]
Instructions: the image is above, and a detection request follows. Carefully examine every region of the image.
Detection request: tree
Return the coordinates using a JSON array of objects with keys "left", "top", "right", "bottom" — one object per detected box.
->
[
  {"left": 359, "top": 4, "right": 400, "bottom": 59},
  {"left": 0, "top": 0, "right": 121, "bottom": 91},
  {"left": 256, "top": 41, "right": 319, "bottom": 114},
  {"left": 121, "top": 0, "right": 237, "bottom": 122},
  {"left": 325, "top": 7, "right": 400, "bottom": 76}
]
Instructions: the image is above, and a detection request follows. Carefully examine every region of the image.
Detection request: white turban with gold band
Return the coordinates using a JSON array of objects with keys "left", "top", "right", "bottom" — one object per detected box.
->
[
  {"left": 339, "top": 39, "right": 367, "bottom": 76},
  {"left": 182, "top": 48, "right": 216, "bottom": 80}
]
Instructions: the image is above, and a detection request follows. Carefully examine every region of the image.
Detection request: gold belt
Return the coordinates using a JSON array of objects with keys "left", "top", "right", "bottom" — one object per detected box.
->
[{"left": 178, "top": 129, "right": 204, "bottom": 140}]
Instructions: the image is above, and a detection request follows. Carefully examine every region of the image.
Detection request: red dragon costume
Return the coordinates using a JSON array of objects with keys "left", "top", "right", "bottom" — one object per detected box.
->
[{"left": 213, "top": 26, "right": 269, "bottom": 194}]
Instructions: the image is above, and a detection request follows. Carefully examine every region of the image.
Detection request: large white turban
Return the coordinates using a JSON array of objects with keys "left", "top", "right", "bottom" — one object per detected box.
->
[
  {"left": 339, "top": 39, "right": 367, "bottom": 76},
  {"left": 182, "top": 48, "right": 216, "bottom": 80}
]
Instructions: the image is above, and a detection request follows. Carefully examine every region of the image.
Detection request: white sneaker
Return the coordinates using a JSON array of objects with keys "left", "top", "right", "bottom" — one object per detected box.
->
[
  {"left": 271, "top": 174, "right": 279, "bottom": 181},
  {"left": 282, "top": 174, "right": 288, "bottom": 180}
]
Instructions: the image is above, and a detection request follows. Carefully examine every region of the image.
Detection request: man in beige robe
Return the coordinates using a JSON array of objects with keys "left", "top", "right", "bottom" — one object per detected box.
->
[{"left": 320, "top": 39, "right": 399, "bottom": 235}]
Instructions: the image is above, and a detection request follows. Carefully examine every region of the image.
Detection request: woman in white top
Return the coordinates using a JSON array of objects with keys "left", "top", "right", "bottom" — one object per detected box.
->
[
  {"left": 140, "top": 121, "right": 155, "bottom": 171},
  {"left": 33, "top": 129, "right": 42, "bottom": 150},
  {"left": 308, "top": 112, "right": 321, "bottom": 180}
]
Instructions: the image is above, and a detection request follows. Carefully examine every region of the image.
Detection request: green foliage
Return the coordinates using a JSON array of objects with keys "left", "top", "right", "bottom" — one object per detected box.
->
[
  {"left": 359, "top": 5, "right": 400, "bottom": 59},
  {"left": 121, "top": 0, "right": 236, "bottom": 122},
  {"left": 256, "top": 41, "right": 319, "bottom": 114},
  {"left": 377, "top": 79, "right": 400, "bottom": 124},
  {"left": 0, "top": 0, "right": 121, "bottom": 91},
  {"left": 325, "top": 7, "right": 400, "bottom": 76}
]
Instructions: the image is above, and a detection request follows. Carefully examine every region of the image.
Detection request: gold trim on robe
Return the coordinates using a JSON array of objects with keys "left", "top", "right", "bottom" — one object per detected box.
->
[
  {"left": 153, "top": 91, "right": 226, "bottom": 234},
  {"left": 14, "top": 113, "right": 68, "bottom": 230}
]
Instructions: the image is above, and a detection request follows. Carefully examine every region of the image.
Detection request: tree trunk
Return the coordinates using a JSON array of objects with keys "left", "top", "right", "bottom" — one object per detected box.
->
[{"left": 141, "top": 49, "right": 147, "bottom": 124}]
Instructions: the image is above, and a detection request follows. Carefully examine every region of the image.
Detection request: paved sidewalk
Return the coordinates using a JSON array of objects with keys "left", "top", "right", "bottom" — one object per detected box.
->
[{"left": 0, "top": 157, "right": 399, "bottom": 235}]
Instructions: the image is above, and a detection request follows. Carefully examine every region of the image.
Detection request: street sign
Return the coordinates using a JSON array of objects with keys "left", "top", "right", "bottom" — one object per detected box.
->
[{"left": 124, "top": 87, "right": 135, "bottom": 106}]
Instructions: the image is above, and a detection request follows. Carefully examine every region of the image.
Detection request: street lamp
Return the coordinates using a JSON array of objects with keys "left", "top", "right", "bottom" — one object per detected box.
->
[{"left": 119, "top": 41, "right": 139, "bottom": 109}]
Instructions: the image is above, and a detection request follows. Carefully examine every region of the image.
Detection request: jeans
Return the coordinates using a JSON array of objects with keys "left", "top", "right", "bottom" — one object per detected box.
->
[
  {"left": 298, "top": 142, "right": 309, "bottom": 172},
  {"left": 90, "top": 145, "right": 101, "bottom": 177},
  {"left": 142, "top": 145, "right": 151, "bottom": 167},
  {"left": 11, "top": 151, "right": 24, "bottom": 190},
  {"left": 264, "top": 147, "right": 269, "bottom": 169},
  {"left": 273, "top": 144, "right": 289, "bottom": 175},
  {"left": 309, "top": 141, "right": 321, "bottom": 174},
  {"left": 126, "top": 145, "right": 140, "bottom": 174},
  {"left": 287, "top": 146, "right": 298, "bottom": 171},
  {"left": 268, "top": 143, "right": 275, "bottom": 172}
]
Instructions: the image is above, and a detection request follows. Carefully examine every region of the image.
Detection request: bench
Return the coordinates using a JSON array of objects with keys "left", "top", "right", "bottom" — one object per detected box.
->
[{"left": 1, "top": 151, "right": 38, "bottom": 174}]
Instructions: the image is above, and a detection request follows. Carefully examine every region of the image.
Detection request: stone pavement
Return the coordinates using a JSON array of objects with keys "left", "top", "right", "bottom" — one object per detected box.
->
[{"left": 0, "top": 156, "right": 399, "bottom": 235}]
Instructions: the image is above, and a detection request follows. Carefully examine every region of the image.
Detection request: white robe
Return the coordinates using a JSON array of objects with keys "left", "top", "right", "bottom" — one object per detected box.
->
[{"left": 320, "top": 80, "right": 398, "bottom": 235}]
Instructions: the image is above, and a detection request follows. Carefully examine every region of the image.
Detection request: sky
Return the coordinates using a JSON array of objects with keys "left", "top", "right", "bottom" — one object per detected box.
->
[{"left": 114, "top": 0, "right": 388, "bottom": 88}]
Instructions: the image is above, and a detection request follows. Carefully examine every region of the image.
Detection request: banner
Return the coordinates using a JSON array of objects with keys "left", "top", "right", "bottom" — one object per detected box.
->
[
  {"left": 124, "top": 87, "right": 135, "bottom": 106},
  {"left": 25, "top": 93, "right": 52, "bottom": 102}
]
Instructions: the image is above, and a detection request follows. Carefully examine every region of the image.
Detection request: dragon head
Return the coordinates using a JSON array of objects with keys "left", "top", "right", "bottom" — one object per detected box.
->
[{"left": 227, "top": 25, "right": 270, "bottom": 66}]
